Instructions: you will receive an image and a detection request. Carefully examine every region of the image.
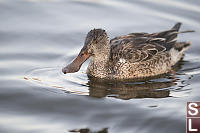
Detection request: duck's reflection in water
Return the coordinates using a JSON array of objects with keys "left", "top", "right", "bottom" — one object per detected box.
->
[
  {"left": 69, "top": 128, "right": 108, "bottom": 133},
  {"left": 87, "top": 76, "right": 176, "bottom": 100}
]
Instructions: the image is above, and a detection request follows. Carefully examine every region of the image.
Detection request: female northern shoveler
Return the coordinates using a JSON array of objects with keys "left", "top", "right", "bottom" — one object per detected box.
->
[{"left": 62, "top": 23, "right": 193, "bottom": 80}]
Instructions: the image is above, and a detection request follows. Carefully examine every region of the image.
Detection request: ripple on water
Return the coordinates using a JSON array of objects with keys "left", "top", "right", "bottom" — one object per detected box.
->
[{"left": 25, "top": 67, "right": 89, "bottom": 95}]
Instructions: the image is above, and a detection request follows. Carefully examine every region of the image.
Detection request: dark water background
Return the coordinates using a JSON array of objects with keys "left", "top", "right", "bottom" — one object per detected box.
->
[{"left": 0, "top": 0, "right": 200, "bottom": 133}]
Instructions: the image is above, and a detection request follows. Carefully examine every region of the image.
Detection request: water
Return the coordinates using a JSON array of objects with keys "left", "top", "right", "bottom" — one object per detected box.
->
[{"left": 0, "top": 0, "right": 200, "bottom": 133}]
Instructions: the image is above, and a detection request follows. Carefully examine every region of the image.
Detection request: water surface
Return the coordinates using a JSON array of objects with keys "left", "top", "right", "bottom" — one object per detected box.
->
[{"left": 0, "top": 0, "right": 200, "bottom": 133}]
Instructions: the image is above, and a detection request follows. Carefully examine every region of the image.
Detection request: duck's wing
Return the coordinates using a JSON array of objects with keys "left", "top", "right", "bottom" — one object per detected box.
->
[
  {"left": 110, "top": 23, "right": 182, "bottom": 63},
  {"left": 110, "top": 37, "right": 166, "bottom": 63}
]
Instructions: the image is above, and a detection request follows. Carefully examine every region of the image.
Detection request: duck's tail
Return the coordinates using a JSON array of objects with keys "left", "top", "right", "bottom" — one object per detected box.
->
[
  {"left": 163, "top": 22, "right": 194, "bottom": 51},
  {"left": 174, "top": 41, "right": 191, "bottom": 52},
  {"left": 171, "top": 22, "right": 182, "bottom": 31},
  {"left": 172, "top": 22, "right": 195, "bottom": 33},
  {"left": 168, "top": 23, "right": 194, "bottom": 66},
  {"left": 170, "top": 41, "right": 191, "bottom": 66},
  {"left": 171, "top": 22, "right": 193, "bottom": 52}
]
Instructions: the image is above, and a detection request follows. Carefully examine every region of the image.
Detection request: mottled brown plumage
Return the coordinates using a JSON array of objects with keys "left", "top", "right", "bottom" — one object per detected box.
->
[{"left": 62, "top": 23, "right": 193, "bottom": 80}]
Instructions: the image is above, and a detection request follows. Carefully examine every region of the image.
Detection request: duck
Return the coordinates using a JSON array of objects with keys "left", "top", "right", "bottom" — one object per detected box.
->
[{"left": 62, "top": 22, "right": 194, "bottom": 80}]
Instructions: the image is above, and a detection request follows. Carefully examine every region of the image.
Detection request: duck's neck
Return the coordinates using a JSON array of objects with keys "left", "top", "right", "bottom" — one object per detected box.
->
[{"left": 87, "top": 48, "right": 111, "bottom": 78}]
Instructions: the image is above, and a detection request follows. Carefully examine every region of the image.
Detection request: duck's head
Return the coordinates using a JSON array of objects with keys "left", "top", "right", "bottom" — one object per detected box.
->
[{"left": 62, "top": 29, "right": 109, "bottom": 74}]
